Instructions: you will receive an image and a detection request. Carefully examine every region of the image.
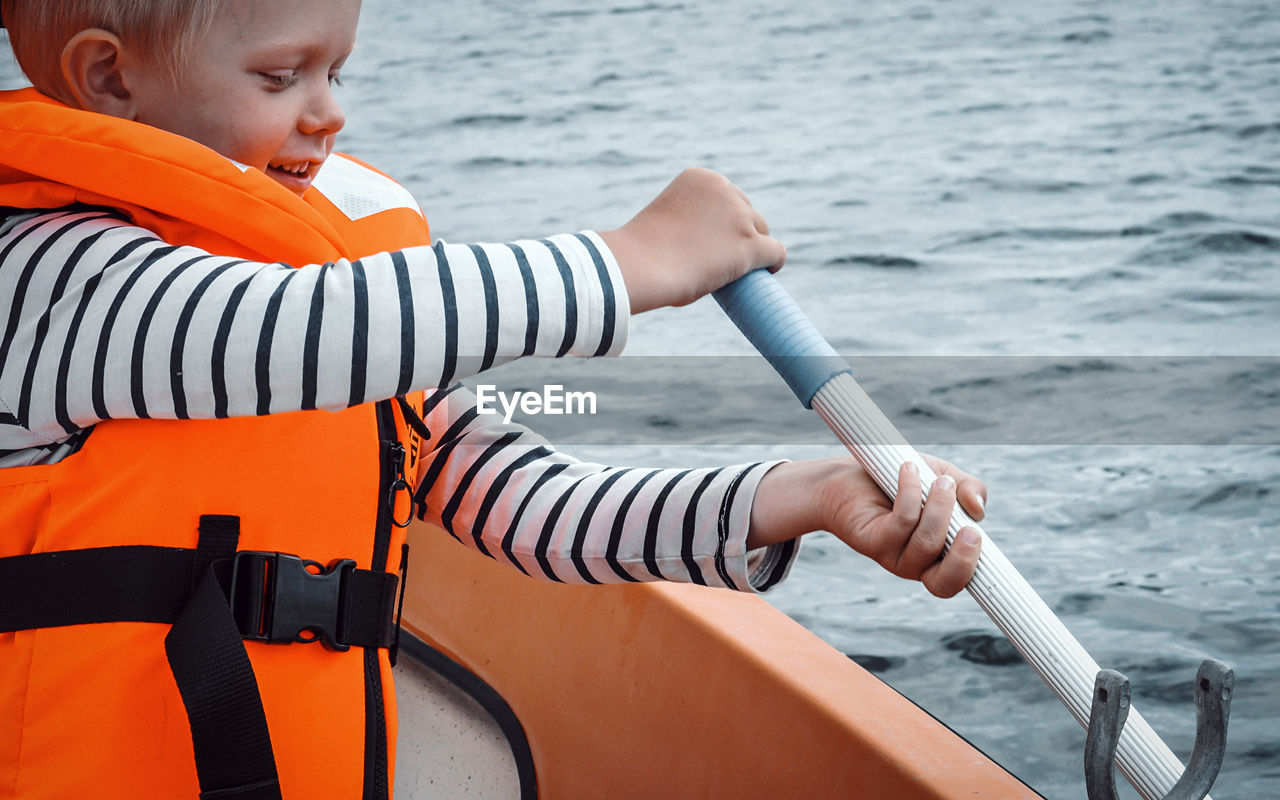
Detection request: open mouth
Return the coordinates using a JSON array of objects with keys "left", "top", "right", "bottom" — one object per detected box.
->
[
  {"left": 265, "top": 161, "right": 316, "bottom": 194},
  {"left": 270, "top": 161, "right": 311, "bottom": 176}
]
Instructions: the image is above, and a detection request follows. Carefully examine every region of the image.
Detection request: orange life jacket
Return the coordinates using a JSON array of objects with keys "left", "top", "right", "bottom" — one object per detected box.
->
[{"left": 0, "top": 87, "right": 430, "bottom": 800}]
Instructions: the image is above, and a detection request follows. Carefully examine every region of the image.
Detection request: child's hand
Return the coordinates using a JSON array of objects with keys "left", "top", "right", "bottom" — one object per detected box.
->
[
  {"left": 748, "top": 456, "right": 986, "bottom": 598},
  {"left": 599, "top": 168, "right": 786, "bottom": 314}
]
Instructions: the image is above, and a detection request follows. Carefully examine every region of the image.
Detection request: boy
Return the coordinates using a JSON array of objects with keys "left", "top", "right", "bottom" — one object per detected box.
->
[{"left": 0, "top": 1, "right": 985, "bottom": 798}]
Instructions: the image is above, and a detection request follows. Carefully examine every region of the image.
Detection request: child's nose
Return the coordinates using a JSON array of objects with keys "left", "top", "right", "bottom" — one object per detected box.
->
[{"left": 301, "top": 85, "right": 345, "bottom": 137}]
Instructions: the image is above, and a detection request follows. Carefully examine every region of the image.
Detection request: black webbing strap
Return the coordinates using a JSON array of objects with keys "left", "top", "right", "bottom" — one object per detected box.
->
[
  {"left": 340, "top": 568, "right": 401, "bottom": 651},
  {"left": 191, "top": 513, "right": 240, "bottom": 587},
  {"left": 0, "top": 545, "right": 195, "bottom": 631},
  {"left": 389, "top": 543, "right": 410, "bottom": 667},
  {"left": 0, "top": 545, "right": 400, "bottom": 648},
  {"left": 165, "top": 515, "right": 282, "bottom": 800}
]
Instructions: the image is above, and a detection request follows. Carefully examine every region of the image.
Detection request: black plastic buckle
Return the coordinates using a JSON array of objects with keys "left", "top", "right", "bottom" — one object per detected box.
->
[{"left": 229, "top": 551, "right": 356, "bottom": 651}]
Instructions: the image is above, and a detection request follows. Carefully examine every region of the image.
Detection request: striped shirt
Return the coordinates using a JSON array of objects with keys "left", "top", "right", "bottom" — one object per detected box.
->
[{"left": 0, "top": 208, "right": 795, "bottom": 590}]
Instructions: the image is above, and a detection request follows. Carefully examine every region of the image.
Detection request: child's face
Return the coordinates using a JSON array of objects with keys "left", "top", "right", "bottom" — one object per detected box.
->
[{"left": 126, "top": 0, "right": 362, "bottom": 196}]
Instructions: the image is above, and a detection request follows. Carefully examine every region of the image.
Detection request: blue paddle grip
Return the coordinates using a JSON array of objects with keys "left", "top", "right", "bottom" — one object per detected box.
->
[{"left": 712, "top": 269, "right": 852, "bottom": 408}]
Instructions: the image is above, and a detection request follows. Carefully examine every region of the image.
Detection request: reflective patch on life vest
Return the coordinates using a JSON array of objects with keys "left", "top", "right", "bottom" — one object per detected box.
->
[{"left": 313, "top": 155, "right": 420, "bottom": 221}]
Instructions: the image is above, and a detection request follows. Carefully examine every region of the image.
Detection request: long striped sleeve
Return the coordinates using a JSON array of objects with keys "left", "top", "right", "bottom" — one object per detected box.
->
[
  {"left": 412, "top": 384, "right": 797, "bottom": 593},
  {"left": 0, "top": 209, "right": 626, "bottom": 466}
]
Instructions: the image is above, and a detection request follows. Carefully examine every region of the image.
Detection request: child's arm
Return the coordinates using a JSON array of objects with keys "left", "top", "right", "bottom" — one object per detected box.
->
[
  {"left": 1, "top": 170, "right": 781, "bottom": 462},
  {"left": 412, "top": 385, "right": 793, "bottom": 590},
  {"left": 411, "top": 382, "right": 983, "bottom": 594},
  {"left": 0, "top": 212, "right": 624, "bottom": 460},
  {"left": 747, "top": 458, "right": 986, "bottom": 598}
]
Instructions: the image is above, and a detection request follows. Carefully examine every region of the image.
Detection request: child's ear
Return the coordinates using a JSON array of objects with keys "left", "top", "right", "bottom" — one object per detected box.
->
[{"left": 60, "top": 29, "right": 138, "bottom": 118}]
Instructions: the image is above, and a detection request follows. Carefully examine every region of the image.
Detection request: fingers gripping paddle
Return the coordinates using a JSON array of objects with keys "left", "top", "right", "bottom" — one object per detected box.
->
[{"left": 713, "top": 269, "right": 1205, "bottom": 800}]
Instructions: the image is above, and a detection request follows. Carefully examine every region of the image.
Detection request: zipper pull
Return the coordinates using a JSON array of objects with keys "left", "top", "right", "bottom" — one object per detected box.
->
[
  {"left": 389, "top": 441, "right": 406, "bottom": 480},
  {"left": 386, "top": 441, "right": 414, "bottom": 528}
]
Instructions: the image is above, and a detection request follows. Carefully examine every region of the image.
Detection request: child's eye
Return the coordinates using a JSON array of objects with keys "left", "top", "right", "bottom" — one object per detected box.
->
[
  {"left": 328, "top": 72, "right": 344, "bottom": 88},
  {"left": 260, "top": 72, "right": 300, "bottom": 89}
]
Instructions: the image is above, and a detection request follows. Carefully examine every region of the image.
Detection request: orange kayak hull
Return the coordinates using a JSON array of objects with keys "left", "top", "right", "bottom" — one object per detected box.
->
[{"left": 400, "top": 523, "right": 1041, "bottom": 799}]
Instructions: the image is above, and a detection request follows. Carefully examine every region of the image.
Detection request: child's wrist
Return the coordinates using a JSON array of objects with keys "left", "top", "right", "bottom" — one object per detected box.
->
[
  {"left": 597, "top": 227, "right": 649, "bottom": 314},
  {"left": 747, "top": 460, "right": 838, "bottom": 549}
]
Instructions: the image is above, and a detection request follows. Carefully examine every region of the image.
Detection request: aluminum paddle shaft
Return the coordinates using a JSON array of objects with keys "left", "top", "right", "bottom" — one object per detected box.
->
[{"left": 713, "top": 269, "right": 1201, "bottom": 800}]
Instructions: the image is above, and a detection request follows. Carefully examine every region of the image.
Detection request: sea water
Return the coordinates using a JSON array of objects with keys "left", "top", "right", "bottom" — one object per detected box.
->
[{"left": 4, "top": 1, "right": 1275, "bottom": 796}]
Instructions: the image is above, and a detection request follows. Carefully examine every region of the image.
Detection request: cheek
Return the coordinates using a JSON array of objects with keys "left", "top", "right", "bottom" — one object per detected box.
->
[
  {"left": 184, "top": 89, "right": 291, "bottom": 167},
  {"left": 240, "top": 108, "right": 302, "bottom": 157},
  {"left": 204, "top": 117, "right": 292, "bottom": 168},
  {"left": 151, "top": 102, "right": 254, "bottom": 162}
]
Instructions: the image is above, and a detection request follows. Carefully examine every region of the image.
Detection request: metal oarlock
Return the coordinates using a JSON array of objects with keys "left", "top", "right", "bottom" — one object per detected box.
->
[{"left": 1085, "top": 660, "right": 1234, "bottom": 800}]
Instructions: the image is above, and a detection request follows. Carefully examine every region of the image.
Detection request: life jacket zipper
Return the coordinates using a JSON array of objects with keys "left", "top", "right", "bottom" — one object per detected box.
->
[{"left": 361, "top": 398, "right": 398, "bottom": 800}]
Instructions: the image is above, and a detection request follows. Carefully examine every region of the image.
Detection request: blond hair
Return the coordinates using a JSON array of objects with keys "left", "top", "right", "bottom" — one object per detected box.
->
[{"left": 1, "top": 0, "right": 221, "bottom": 102}]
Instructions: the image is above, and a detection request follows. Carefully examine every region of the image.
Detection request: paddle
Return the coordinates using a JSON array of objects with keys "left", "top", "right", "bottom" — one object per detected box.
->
[{"left": 713, "top": 268, "right": 1204, "bottom": 800}]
